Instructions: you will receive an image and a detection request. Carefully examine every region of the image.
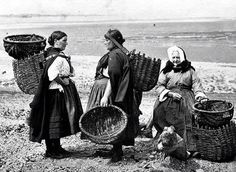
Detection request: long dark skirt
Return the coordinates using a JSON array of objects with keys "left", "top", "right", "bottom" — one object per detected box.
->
[
  {"left": 29, "top": 81, "right": 83, "bottom": 142},
  {"left": 63, "top": 80, "right": 83, "bottom": 134},
  {"left": 113, "top": 92, "right": 139, "bottom": 146},
  {"left": 153, "top": 88, "right": 196, "bottom": 151},
  {"left": 86, "top": 78, "right": 110, "bottom": 111},
  {"left": 47, "top": 90, "right": 71, "bottom": 139}
]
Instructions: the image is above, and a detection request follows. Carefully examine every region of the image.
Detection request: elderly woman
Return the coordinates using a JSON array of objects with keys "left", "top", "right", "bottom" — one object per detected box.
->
[
  {"left": 28, "top": 31, "right": 83, "bottom": 159},
  {"left": 151, "top": 46, "right": 207, "bottom": 159}
]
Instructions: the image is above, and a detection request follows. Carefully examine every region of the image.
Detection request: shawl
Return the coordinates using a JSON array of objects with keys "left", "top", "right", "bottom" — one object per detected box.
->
[
  {"left": 28, "top": 47, "right": 82, "bottom": 142},
  {"left": 95, "top": 52, "right": 109, "bottom": 80},
  {"left": 162, "top": 60, "right": 195, "bottom": 74},
  {"left": 108, "top": 48, "right": 131, "bottom": 102}
]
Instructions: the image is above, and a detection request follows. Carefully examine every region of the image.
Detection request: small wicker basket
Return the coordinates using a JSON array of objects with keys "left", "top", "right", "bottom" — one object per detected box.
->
[
  {"left": 193, "top": 100, "right": 234, "bottom": 127},
  {"left": 129, "top": 51, "right": 161, "bottom": 92},
  {"left": 79, "top": 105, "right": 128, "bottom": 144},
  {"left": 189, "top": 120, "right": 236, "bottom": 162},
  {"left": 12, "top": 52, "right": 44, "bottom": 94},
  {"left": 3, "top": 34, "right": 46, "bottom": 60}
]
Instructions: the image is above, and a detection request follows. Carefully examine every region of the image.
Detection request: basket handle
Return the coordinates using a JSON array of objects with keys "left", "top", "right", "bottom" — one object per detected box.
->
[{"left": 196, "top": 97, "right": 209, "bottom": 103}]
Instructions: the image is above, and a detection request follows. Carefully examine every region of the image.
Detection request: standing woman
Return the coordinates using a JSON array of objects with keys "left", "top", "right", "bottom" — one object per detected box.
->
[
  {"left": 100, "top": 29, "right": 139, "bottom": 163},
  {"left": 85, "top": 52, "right": 110, "bottom": 111},
  {"left": 28, "top": 31, "right": 83, "bottom": 159},
  {"left": 152, "top": 46, "right": 207, "bottom": 159}
]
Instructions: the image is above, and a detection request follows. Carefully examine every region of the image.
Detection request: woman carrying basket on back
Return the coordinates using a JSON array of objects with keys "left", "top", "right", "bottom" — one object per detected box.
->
[
  {"left": 88, "top": 29, "right": 139, "bottom": 163},
  {"left": 28, "top": 31, "right": 83, "bottom": 159}
]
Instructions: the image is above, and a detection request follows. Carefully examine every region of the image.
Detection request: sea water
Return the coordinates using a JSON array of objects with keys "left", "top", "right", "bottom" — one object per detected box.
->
[{"left": 0, "top": 15, "right": 236, "bottom": 63}]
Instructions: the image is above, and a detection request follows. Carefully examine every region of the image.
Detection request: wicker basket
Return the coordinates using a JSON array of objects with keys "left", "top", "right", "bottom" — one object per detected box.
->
[
  {"left": 79, "top": 105, "right": 128, "bottom": 144},
  {"left": 190, "top": 120, "right": 236, "bottom": 162},
  {"left": 129, "top": 51, "right": 161, "bottom": 92},
  {"left": 3, "top": 34, "right": 46, "bottom": 60},
  {"left": 193, "top": 100, "right": 234, "bottom": 127},
  {"left": 12, "top": 52, "right": 44, "bottom": 94}
]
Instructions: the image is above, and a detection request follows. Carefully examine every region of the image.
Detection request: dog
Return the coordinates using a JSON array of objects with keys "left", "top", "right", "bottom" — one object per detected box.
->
[{"left": 155, "top": 126, "right": 190, "bottom": 160}]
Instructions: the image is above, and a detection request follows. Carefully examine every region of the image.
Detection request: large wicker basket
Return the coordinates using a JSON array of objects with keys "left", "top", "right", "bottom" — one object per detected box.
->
[
  {"left": 3, "top": 34, "right": 46, "bottom": 60},
  {"left": 193, "top": 100, "right": 234, "bottom": 127},
  {"left": 79, "top": 105, "right": 128, "bottom": 144},
  {"left": 189, "top": 120, "right": 236, "bottom": 162},
  {"left": 129, "top": 51, "right": 161, "bottom": 92},
  {"left": 12, "top": 52, "right": 44, "bottom": 94}
]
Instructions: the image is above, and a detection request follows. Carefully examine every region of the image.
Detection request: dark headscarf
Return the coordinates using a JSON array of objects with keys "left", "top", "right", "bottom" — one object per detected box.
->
[{"left": 104, "top": 29, "right": 125, "bottom": 45}]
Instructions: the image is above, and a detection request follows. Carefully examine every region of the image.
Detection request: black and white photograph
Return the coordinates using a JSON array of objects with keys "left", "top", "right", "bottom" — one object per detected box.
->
[{"left": 0, "top": 0, "right": 236, "bottom": 171}]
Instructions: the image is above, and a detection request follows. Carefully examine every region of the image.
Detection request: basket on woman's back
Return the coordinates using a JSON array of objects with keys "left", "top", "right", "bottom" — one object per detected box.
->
[
  {"left": 3, "top": 34, "right": 46, "bottom": 94},
  {"left": 107, "top": 35, "right": 161, "bottom": 92},
  {"left": 129, "top": 50, "right": 161, "bottom": 92}
]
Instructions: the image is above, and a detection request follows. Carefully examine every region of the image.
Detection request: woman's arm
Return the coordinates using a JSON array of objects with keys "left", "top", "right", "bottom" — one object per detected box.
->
[
  {"left": 156, "top": 72, "right": 183, "bottom": 101},
  {"left": 191, "top": 70, "right": 207, "bottom": 101},
  {"left": 100, "top": 79, "right": 112, "bottom": 106},
  {"left": 48, "top": 57, "right": 69, "bottom": 85},
  {"left": 156, "top": 72, "right": 171, "bottom": 102}
]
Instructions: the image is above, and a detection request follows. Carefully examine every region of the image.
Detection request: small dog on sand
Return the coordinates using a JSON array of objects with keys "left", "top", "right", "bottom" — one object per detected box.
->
[{"left": 155, "top": 126, "right": 190, "bottom": 160}]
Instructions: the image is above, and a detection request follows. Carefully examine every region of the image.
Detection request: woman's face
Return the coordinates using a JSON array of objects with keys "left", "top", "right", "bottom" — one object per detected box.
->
[
  {"left": 54, "top": 36, "right": 68, "bottom": 51},
  {"left": 171, "top": 51, "right": 181, "bottom": 66},
  {"left": 104, "top": 38, "right": 114, "bottom": 51}
]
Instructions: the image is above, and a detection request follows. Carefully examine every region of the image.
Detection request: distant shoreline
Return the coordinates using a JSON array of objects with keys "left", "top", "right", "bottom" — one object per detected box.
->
[
  {"left": 0, "top": 15, "right": 236, "bottom": 27},
  {"left": 1, "top": 18, "right": 236, "bottom": 30}
]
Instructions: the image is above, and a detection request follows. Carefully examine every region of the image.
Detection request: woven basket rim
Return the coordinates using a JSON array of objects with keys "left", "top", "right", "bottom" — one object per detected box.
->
[
  {"left": 12, "top": 51, "right": 45, "bottom": 61},
  {"left": 79, "top": 105, "right": 128, "bottom": 141},
  {"left": 193, "top": 99, "right": 234, "bottom": 114},
  {"left": 3, "top": 34, "right": 46, "bottom": 44}
]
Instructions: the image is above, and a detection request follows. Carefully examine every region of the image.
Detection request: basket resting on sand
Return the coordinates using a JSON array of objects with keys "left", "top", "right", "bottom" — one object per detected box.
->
[
  {"left": 189, "top": 120, "right": 236, "bottom": 162},
  {"left": 129, "top": 50, "right": 161, "bottom": 92},
  {"left": 3, "top": 34, "right": 46, "bottom": 60},
  {"left": 193, "top": 100, "right": 234, "bottom": 127},
  {"left": 12, "top": 52, "right": 44, "bottom": 94},
  {"left": 79, "top": 105, "right": 128, "bottom": 144}
]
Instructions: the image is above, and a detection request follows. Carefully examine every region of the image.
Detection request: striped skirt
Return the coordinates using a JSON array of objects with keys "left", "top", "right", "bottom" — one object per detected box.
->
[{"left": 47, "top": 89, "right": 71, "bottom": 139}]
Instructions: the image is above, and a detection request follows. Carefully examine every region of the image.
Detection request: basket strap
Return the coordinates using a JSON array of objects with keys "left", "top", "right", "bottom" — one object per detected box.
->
[{"left": 105, "top": 33, "right": 129, "bottom": 55}]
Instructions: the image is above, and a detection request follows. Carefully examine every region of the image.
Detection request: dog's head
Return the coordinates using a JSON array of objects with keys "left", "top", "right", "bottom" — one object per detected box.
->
[{"left": 156, "top": 126, "right": 184, "bottom": 153}]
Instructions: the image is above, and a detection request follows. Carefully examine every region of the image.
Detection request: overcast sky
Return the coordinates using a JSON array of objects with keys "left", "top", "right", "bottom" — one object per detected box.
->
[{"left": 0, "top": 0, "right": 236, "bottom": 20}]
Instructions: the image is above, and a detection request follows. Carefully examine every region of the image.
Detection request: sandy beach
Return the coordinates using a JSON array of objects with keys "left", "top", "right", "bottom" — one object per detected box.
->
[
  {"left": 0, "top": 16, "right": 236, "bottom": 171},
  {"left": 1, "top": 46, "right": 236, "bottom": 171}
]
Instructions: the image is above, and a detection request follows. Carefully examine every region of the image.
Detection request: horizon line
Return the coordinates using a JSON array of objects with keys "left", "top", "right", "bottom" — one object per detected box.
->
[{"left": 0, "top": 14, "right": 236, "bottom": 21}]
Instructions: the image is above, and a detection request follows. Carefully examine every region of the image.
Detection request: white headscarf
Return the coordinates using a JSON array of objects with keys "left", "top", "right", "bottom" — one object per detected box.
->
[{"left": 167, "top": 46, "right": 185, "bottom": 63}]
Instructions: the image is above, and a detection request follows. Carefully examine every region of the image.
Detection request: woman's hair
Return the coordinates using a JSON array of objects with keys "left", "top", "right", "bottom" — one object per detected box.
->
[
  {"left": 104, "top": 29, "right": 125, "bottom": 45},
  {"left": 48, "top": 31, "right": 67, "bottom": 46}
]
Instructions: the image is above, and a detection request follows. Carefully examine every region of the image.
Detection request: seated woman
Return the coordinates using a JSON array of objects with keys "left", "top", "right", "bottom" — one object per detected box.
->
[{"left": 151, "top": 46, "right": 207, "bottom": 159}]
